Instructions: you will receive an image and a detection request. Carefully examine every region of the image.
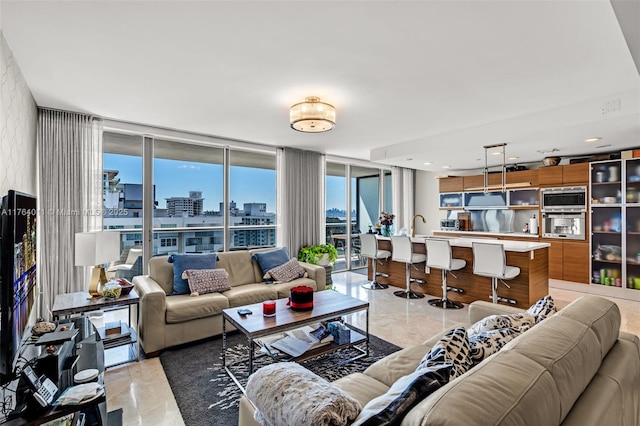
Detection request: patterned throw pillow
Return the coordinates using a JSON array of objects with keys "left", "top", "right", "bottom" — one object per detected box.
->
[
  {"left": 252, "top": 247, "right": 291, "bottom": 275},
  {"left": 181, "top": 269, "right": 230, "bottom": 296},
  {"left": 167, "top": 253, "right": 218, "bottom": 295},
  {"left": 264, "top": 259, "right": 308, "bottom": 283},
  {"left": 415, "top": 327, "right": 472, "bottom": 379},
  {"left": 469, "top": 326, "right": 529, "bottom": 363},
  {"left": 353, "top": 364, "right": 451, "bottom": 426},
  {"left": 467, "top": 313, "right": 537, "bottom": 336},
  {"left": 525, "top": 295, "right": 557, "bottom": 323}
]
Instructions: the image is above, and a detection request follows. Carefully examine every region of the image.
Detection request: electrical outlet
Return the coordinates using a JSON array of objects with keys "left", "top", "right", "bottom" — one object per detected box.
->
[{"left": 425, "top": 266, "right": 430, "bottom": 274}]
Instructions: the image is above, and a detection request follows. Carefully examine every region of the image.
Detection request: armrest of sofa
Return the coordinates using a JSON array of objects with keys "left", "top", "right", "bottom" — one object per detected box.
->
[
  {"left": 469, "top": 301, "right": 525, "bottom": 324},
  {"left": 132, "top": 275, "right": 168, "bottom": 354},
  {"left": 299, "top": 262, "right": 327, "bottom": 290}
]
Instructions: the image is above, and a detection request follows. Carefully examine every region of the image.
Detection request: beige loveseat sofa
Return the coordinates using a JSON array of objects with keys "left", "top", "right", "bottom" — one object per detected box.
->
[
  {"left": 132, "top": 249, "right": 326, "bottom": 354},
  {"left": 239, "top": 295, "right": 640, "bottom": 425}
]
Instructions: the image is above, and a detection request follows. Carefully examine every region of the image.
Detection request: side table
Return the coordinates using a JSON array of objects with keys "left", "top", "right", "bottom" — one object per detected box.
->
[{"left": 52, "top": 290, "right": 140, "bottom": 368}]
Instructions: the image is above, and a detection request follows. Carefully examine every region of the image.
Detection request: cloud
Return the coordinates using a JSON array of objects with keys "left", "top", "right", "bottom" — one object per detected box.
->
[{"left": 178, "top": 164, "right": 201, "bottom": 170}]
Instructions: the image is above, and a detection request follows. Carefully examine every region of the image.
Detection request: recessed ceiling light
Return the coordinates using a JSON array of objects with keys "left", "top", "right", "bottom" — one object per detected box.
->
[
  {"left": 423, "top": 162, "right": 432, "bottom": 165},
  {"left": 491, "top": 152, "right": 502, "bottom": 156},
  {"left": 442, "top": 165, "right": 451, "bottom": 169},
  {"left": 508, "top": 156, "right": 519, "bottom": 160},
  {"left": 585, "top": 137, "right": 601, "bottom": 143},
  {"left": 595, "top": 144, "right": 612, "bottom": 149}
]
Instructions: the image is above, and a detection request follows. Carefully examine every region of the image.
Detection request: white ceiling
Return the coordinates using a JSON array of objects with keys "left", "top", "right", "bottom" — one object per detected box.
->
[{"left": 1, "top": 0, "right": 638, "bottom": 172}]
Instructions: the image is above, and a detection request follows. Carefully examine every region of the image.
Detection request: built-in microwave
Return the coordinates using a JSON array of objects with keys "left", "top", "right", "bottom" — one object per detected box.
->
[{"left": 541, "top": 186, "right": 587, "bottom": 212}]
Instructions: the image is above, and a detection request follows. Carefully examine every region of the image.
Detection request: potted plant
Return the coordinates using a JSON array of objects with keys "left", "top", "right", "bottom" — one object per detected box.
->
[{"left": 297, "top": 244, "right": 339, "bottom": 266}]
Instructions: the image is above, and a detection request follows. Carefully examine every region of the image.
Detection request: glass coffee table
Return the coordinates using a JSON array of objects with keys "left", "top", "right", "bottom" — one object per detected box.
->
[{"left": 222, "top": 290, "right": 369, "bottom": 392}]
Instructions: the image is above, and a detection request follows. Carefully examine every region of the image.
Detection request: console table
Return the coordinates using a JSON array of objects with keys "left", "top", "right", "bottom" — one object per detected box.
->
[{"left": 52, "top": 291, "right": 139, "bottom": 368}]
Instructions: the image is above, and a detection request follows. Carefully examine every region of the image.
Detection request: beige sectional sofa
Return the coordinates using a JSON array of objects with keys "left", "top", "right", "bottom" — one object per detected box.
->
[
  {"left": 239, "top": 295, "right": 640, "bottom": 425},
  {"left": 132, "top": 249, "right": 326, "bottom": 354}
]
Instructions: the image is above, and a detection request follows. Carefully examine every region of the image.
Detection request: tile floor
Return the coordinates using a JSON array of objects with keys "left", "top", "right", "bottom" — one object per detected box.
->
[{"left": 104, "top": 272, "right": 640, "bottom": 425}]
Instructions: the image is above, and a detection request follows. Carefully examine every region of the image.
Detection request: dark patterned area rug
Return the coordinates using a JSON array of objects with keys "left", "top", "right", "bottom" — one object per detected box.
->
[{"left": 160, "top": 331, "right": 401, "bottom": 426}]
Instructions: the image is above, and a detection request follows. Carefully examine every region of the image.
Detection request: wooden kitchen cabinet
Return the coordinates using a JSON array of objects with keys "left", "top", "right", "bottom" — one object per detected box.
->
[
  {"left": 439, "top": 176, "right": 464, "bottom": 193},
  {"left": 538, "top": 166, "right": 563, "bottom": 186},
  {"left": 542, "top": 238, "right": 564, "bottom": 280},
  {"left": 463, "top": 173, "right": 501, "bottom": 190},
  {"left": 563, "top": 241, "right": 590, "bottom": 283},
  {"left": 562, "top": 163, "right": 589, "bottom": 185},
  {"left": 506, "top": 169, "right": 539, "bottom": 187}
]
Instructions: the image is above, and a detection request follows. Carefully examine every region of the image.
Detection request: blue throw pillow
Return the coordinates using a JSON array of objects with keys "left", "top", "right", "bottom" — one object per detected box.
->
[
  {"left": 252, "top": 247, "right": 290, "bottom": 275},
  {"left": 167, "top": 253, "right": 218, "bottom": 295}
]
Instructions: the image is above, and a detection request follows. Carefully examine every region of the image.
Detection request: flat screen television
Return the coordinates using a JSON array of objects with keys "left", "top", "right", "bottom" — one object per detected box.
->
[{"left": 0, "top": 190, "right": 37, "bottom": 384}]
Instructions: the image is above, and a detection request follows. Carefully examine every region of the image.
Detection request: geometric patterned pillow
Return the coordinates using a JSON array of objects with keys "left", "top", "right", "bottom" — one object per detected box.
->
[
  {"left": 181, "top": 269, "right": 231, "bottom": 296},
  {"left": 468, "top": 326, "right": 529, "bottom": 364},
  {"left": 263, "top": 259, "right": 308, "bottom": 283},
  {"left": 467, "top": 313, "right": 537, "bottom": 336},
  {"left": 525, "top": 295, "right": 557, "bottom": 323},
  {"left": 415, "top": 327, "right": 472, "bottom": 379}
]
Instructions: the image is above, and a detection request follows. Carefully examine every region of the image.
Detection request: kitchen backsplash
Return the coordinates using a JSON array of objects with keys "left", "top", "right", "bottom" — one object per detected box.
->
[{"left": 448, "top": 209, "right": 537, "bottom": 233}]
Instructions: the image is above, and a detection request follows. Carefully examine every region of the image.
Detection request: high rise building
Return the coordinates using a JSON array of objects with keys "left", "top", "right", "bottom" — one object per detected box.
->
[{"left": 166, "top": 191, "right": 204, "bottom": 217}]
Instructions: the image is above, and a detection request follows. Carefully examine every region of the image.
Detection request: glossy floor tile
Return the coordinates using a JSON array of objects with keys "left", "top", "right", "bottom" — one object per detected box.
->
[{"left": 104, "top": 272, "right": 640, "bottom": 425}]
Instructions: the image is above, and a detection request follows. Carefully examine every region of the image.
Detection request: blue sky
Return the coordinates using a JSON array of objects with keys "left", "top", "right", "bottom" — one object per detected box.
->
[{"left": 105, "top": 154, "right": 349, "bottom": 212}]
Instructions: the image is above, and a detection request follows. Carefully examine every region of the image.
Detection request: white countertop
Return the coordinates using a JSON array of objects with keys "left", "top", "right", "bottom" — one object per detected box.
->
[
  {"left": 377, "top": 235, "right": 550, "bottom": 252},
  {"left": 431, "top": 229, "right": 539, "bottom": 239}
]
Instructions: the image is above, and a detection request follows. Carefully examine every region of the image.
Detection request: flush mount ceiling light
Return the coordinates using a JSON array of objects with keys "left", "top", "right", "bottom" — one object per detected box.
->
[
  {"left": 585, "top": 137, "right": 602, "bottom": 143},
  {"left": 290, "top": 96, "right": 336, "bottom": 132}
]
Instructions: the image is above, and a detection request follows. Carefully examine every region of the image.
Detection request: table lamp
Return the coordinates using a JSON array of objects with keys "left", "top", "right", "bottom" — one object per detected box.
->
[{"left": 75, "top": 232, "right": 121, "bottom": 297}]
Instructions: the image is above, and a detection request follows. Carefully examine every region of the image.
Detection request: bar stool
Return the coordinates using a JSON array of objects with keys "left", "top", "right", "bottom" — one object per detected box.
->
[
  {"left": 472, "top": 242, "right": 520, "bottom": 304},
  {"left": 359, "top": 233, "right": 390, "bottom": 290},
  {"left": 391, "top": 236, "right": 426, "bottom": 299},
  {"left": 425, "top": 238, "right": 465, "bottom": 309}
]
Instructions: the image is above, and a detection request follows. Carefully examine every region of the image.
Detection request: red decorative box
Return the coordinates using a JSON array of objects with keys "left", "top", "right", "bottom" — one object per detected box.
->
[{"left": 289, "top": 286, "right": 314, "bottom": 311}]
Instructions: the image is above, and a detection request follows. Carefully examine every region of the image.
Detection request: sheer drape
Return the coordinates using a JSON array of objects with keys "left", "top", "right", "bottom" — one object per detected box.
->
[
  {"left": 276, "top": 148, "right": 325, "bottom": 257},
  {"left": 392, "top": 166, "right": 415, "bottom": 231},
  {"left": 37, "top": 109, "right": 103, "bottom": 318}
]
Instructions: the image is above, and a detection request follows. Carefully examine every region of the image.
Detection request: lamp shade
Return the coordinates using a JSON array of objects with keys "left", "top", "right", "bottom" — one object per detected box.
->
[
  {"left": 75, "top": 232, "right": 120, "bottom": 266},
  {"left": 290, "top": 96, "right": 336, "bottom": 132}
]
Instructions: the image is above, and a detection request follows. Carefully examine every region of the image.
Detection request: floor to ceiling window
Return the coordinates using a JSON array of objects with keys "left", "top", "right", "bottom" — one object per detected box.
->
[{"left": 229, "top": 150, "right": 276, "bottom": 250}]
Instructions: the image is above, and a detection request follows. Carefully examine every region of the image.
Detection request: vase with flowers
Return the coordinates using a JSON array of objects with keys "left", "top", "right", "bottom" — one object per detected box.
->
[{"left": 379, "top": 211, "right": 395, "bottom": 237}]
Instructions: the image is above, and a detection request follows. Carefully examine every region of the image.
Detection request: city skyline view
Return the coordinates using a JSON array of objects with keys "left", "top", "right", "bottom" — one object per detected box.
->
[{"left": 104, "top": 153, "right": 353, "bottom": 214}]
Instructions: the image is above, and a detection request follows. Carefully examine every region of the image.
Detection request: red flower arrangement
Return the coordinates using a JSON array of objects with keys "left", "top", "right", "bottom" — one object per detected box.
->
[{"left": 379, "top": 212, "right": 395, "bottom": 226}]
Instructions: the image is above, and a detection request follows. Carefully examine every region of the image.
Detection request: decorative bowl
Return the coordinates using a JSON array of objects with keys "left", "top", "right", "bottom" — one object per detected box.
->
[{"left": 542, "top": 156, "right": 561, "bottom": 166}]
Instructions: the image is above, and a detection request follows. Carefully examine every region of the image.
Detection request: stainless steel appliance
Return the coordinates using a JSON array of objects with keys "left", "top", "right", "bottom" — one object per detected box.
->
[
  {"left": 541, "top": 186, "right": 587, "bottom": 211},
  {"left": 440, "top": 219, "right": 459, "bottom": 231},
  {"left": 542, "top": 212, "right": 586, "bottom": 240}
]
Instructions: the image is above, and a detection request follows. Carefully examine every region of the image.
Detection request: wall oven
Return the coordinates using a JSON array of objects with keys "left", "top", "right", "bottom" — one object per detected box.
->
[
  {"left": 541, "top": 186, "right": 587, "bottom": 212},
  {"left": 542, "top": 212, "right": 586, "bottom": 240}
]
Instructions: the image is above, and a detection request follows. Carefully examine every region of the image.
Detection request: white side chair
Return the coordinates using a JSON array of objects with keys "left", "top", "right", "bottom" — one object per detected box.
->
[
  {"left": 472, "top": 242, "right": 520, "bottom": 304},
  {"left": 391, "top": 236, "right": 426, "bottom": 299},
  {"left": 359, "top": 233, "right": 390, "bottom": 290},
  {"left": 425, "top": 238, "right": 465, "bottom": 309}
]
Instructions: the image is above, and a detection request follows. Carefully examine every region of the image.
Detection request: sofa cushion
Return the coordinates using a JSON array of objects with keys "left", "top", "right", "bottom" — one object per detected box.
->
[
  {"left": 168, "top": 253, "right": 218, "bottom": 295},
  {"left": 525, "top": 294, "right": 557, "bottom": 323},
  {"left": 469, "top": 326, "right": 527, "bottom": 363},
  {"left": 216, "top": 251, "right": 258, "bottom": 286},
  {"left": 265, "top": 258, "right": 306, "bottom": 282},
  {"left": 246, "top": 362, "right": 361, "bottom": 426},
  {"left": 165, "top": 292, "right": 229, "bottom": 324},
  {"left": 252, "top": 247, "right": 290, "bottom": 275},
  {"left": 149, "top": 255, "right": 175, "bottom": 295},
  {"left": 223, "top": 283, "right": 278, "bottom": 307},
  {"left": 332, "top": 373, "right": 390, "bottom": 408},
  {"left": 271, "top": 277, "right": 318, "bottom": 298},
  {"left": 403, "top": 351, "right": 563, "bottom": 426},
  {"left": 182, "top": 269, "right": 231, "bottom": 295},
  {"left": 353, "top": 364, "right": 451, "bottom": 426},
  {"left": 467, "top": 313, "right": 536, "bottom": 336},
  {"left": 364, "top": 344, "right": 430, "bottom": 388},
  {"left": 416, "top": 327, "right": 472, "bottom": 379}
]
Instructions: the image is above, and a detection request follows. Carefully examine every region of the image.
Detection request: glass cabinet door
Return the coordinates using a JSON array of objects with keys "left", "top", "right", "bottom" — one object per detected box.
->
[
  {"left": 464, "top": 191, "right": 507, "bottom": 209},
  {"left": 508, "top": 188, "right": 538, "bottom": 208},
  {"left": 439, "top": 192, "right": 463, "bottom": 209}
]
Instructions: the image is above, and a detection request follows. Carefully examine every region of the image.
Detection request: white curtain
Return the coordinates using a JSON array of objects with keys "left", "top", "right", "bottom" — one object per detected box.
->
[
  {"left": 276, "top": 147, "right": 325, "bottom": 257},
  {"left": 37, "top": 109, "right": 103, "bottom": 319},
  {"left": 392, "top": 166, "right": 415, "bottom": 231}
]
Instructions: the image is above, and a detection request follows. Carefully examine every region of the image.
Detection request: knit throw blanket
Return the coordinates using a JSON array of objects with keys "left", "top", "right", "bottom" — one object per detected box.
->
[{"left": 246, "top": 362, "right": 361, "bottom": 426}]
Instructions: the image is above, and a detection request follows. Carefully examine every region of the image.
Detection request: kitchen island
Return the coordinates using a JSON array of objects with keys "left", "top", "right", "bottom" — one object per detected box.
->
[{"left": 369, "top": 236, "right": 550, "bottom": 309}]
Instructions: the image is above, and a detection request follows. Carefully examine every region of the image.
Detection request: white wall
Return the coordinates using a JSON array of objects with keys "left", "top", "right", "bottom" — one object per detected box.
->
[
  {"left": 414, "top": 170, "right": 446, "bottom": 235},
  {"left": 0, "top": 31, "right": 37, "bottom": 196}
]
